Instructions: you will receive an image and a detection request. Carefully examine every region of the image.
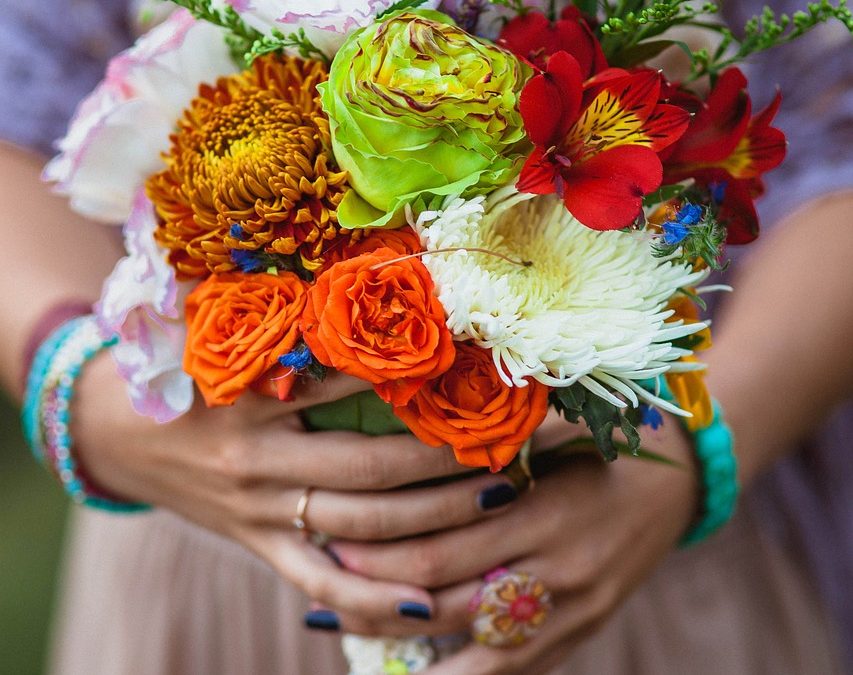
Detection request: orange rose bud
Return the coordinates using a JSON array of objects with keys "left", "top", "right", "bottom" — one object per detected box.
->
[
  {"left": 393, "top": 343, "right": 551, "bottom": 472},
  {"left": 184, "top": 272, "right": 309, "bottom": 406},
  {"left": 301, "top": 247, "right": 455, "bottom": 406}
]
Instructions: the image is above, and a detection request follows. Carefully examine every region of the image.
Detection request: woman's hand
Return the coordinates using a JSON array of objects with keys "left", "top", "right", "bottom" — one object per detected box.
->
[
  {"left": 318, "top": 413, "right": 698, "bottom": 666},
  {"left": 71, "top": 353, "right": 475, "bottom": 627}
]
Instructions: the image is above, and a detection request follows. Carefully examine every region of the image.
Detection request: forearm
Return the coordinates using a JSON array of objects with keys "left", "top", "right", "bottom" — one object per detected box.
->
[
  {"left": 705, "top": 190, "right": 853, "bottom": 486},
  {"left": 0, "top": 142, "right": 123, "bottom": 399}
]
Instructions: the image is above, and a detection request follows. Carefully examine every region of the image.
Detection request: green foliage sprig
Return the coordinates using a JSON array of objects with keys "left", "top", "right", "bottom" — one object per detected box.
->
[
  {"left": 248, "top": 28, "right": 329, "bottom": 64},
  {"left": 688, "top": 1, "right": 853, "bottom": 80},
  {"left": 167, "top": 0, "right": 261, "bottom": 65},
  {"left": 168, "top": 0, "right": 328, "bottom": 66},
  {"left": 591, "top": 0, "right": 853, "bottom": 81}
]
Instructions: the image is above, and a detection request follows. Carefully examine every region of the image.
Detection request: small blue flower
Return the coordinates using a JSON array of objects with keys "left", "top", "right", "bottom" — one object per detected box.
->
[
  {"left": 230, "top": 249, "right": 262, "bottom": 273},
  {"left": 677, "top": 204, "right": 703, "bottom": 226},
  {"left": 640, "top": 404, "right": 664, "bottom": 430},
  {"left": 661, "top": 203, "right": 703, "bottom": 245},
  {"left": 661, "top": 220, "right": 690, "bottom": 245},
  {"left": 229, "top": 224, "right": 247, "bottom": 239},
  {"left": 278, "top": 343, "right": 313, "bottom": 371}
]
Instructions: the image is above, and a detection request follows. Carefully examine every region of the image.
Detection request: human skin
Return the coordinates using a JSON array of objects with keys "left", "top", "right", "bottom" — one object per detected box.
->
[
  {"left": 314, "top": 190, "right": 853, "bottom": 674},
  {"left": 6, "top": 138, "right": 851, "bottom": 668}
]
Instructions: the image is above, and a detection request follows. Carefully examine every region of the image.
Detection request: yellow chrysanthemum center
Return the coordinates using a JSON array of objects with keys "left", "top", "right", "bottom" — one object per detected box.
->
[{"left": 147, "top": 54, "right": 352, "bottom": 279}]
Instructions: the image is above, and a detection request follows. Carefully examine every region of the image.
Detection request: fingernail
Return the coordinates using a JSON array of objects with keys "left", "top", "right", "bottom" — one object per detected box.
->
[
  {"left": 477, "top": 483, "right": 518, "bottom": 511},
  {"left": 304, "top": 609, "right": 340, "bottom": 631},
  {"left": 397, "top": 601, "right": 432, "bottom": 621}
]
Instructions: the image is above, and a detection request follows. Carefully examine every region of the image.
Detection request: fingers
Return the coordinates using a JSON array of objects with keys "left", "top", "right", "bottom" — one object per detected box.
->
[
  {"left": 228, "top": 371, "right": 371, "bottom": 423},
  {"left": 244, "top": 423, "right": 473, "bottom": 490},
  {"left": 242, "top": 526, "right": 435, "bottom": 625},
  {"left": 248, "top": 474, "right": 518, "bottom": 540},
  {"left": 422, "top": 591, "right": 603, "bottom": 675},
  {"left": 319, "top": 580, "right": 478, "bottom": 638},
  {"left": 328, "top": 475, "right": 567, "bottom": 588}
]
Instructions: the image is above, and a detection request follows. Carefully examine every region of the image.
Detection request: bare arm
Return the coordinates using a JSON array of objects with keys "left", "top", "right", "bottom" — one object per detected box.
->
[
  {"left": 0, "top": 143, "right": 123, "bottom": 397},
  {"left": 707, "top": 189, "right": 853, "bottom": 485}
]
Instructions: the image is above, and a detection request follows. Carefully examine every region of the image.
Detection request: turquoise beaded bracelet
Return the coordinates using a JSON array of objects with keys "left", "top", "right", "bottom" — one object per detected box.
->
[
  {"left": 22, "top": 315, "right": 150, "bottom": 513},
  {"left": 654, "top": 377, "right": 739, "bottom": 547}
]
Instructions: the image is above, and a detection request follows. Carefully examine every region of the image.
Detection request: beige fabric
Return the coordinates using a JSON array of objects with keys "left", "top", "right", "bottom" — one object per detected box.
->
[{"left": 49, "top": 503, "right": 843, "bottom": 675}]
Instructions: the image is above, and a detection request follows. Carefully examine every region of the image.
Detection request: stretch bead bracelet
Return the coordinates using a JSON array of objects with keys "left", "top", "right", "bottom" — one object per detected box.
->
[
  {"left": 655, "top": 377, "right": 738, "bottom": 548},
  {"left": 21, "top": 315, "right": 150, "bottom": 513}
]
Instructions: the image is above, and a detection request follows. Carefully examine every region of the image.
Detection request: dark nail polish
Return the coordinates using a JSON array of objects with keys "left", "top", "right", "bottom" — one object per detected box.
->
[
  {"left": 397, "top": 601, "right": 432, "bottom": 621},
  {"left": 304, "top": 609, "right": 340, "bottom": 631},
  {"left": 477, "top": 483, "right": 518, "bottom": 511}
]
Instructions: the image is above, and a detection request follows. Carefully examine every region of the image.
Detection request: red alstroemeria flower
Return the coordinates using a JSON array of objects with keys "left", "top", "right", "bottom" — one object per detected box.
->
[
  {"left": 662, "top": 68, "right": 786, "bottom": 244},
  {"left": 499, "top": 7, "right": 607, "bottom": 76},
  {"left": 517, "top": 51, "right": 690, "bottom": 231}
]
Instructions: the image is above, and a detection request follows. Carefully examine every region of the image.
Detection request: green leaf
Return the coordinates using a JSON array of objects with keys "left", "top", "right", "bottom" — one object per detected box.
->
[
  {"left": 619, "top": 410, "right": 642, "bottom": 455},
  {"left": 376, "top": 0, "right": 430, "bottom": 19},
  {"left": 643, "top": 181, "right": 692, "bottom": 208},
  {"left": 607, "top": 39, "right": 685, "bottom": 68},
  {"left": 550, "top": 383, "right": 586, "bottom": 419},
  {"left": 300, "top": 390, "right": 410, "bottom": 436},
  {"left": 579, "top": 395, "right": 621, "bottom": 462}
]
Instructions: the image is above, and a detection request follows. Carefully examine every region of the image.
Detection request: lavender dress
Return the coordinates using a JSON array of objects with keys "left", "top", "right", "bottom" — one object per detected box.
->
[{"left": 2, "top": 2, "right": 849, "bottom": 674}]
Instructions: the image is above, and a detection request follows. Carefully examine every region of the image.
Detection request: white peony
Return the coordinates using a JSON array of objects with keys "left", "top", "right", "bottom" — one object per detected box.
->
[
  {"left": 411, "top": 189, "right": 709, "bottom": 414},
  {"left": 212, "top": 0, "right": 441, "bottom": 56},
  {"left": 43, "top": 10, "right": 237, "bottom": 223},
  {"left": 96, "top": 191, "right": 194, "bottom": 423}
]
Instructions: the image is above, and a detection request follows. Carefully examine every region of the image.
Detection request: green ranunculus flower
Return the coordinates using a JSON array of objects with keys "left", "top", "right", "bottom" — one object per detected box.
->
[{"left": 319, "top": 9, "right": 532, "bottom": 228}]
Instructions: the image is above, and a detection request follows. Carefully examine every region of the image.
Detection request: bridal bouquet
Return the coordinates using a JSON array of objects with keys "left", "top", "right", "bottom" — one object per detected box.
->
[{"left": 45, "top": 0, "right": 849, "bottom": 671}]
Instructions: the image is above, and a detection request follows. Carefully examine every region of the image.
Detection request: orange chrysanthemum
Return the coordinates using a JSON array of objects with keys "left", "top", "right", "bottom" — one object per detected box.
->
[{"left": 147, "top": 54, "right": 351, "bottom": 279}]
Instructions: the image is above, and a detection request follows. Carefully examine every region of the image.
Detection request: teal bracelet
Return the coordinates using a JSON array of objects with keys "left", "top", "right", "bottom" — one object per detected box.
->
[
  {"left": 21, "top": 315, "right": 151, "bottom": 514},
  {"left": 655, "top": 377, "right": 739, "bottom": 548}
]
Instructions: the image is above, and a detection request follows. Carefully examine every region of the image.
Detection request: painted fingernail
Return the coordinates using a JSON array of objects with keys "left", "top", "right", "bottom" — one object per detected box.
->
[
  {"left": 477, "top": 483, "right": 518, "bottom": 511},
  {"left": 304, "top": 609, "right": 340, "bottom": 631},
  {"left": 397, "top": 601, "right": 432, "bottom": 621}
]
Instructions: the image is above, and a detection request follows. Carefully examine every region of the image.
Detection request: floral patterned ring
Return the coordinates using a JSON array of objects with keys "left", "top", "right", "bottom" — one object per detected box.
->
[{"left": 468, "top": 568, "right": 552, "bottom": 648}]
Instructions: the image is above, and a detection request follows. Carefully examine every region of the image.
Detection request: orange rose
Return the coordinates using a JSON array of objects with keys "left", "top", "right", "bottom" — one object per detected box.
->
[
  {"left": 184, "top": 272, "right": 309, "bottom": 406},
  {"left": 317, "top": 225, "right": 422, "bottom": 275},
  {"left": 301, "top": 247, "right": 454, "bottom": 405},
  {"left": 393, "top": 343, "right": 551, "bottom": 472}
]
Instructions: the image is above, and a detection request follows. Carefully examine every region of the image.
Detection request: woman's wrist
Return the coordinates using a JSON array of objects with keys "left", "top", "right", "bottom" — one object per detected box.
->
[{"left": 22, "top": 314, "right": 149, "bottom": 511}]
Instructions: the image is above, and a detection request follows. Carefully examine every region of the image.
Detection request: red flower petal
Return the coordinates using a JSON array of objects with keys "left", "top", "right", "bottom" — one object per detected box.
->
[
  {"left": 666, "top": 68, "right": 752, "bottom": 167},
  {"left": 717, "top": 178, "right": 761, "bottom": 245},
  {"left": 520, "top": 51, "right": 583, "bottom": 147},
  {"left": 642, "top": 102, "right": 691, "bottom": 152},
  {"left": 499, "top": 10, "right": 607, "bottom": 77},
  {"left": 740, "top": 91, "right": 786, "bottom": 176},
  {"left": 517, "top": 148, "right": 559, "bottom": 195},
  {"left": 562, "top": 146, "right": 663, "bottom": 230}
]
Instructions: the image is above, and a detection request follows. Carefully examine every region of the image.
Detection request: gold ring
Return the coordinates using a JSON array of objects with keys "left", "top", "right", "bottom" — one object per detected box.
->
[{"left": 292, "top": 487, "right": 314, "bottom": 535}]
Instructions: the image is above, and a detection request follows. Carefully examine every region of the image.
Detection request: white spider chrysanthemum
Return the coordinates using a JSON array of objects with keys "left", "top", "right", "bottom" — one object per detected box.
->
[{"left": 410, "top": 188, "right": 710, "bottom": 414}]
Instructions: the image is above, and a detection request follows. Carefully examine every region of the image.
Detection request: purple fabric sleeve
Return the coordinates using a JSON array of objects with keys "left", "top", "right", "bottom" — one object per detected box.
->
[
  {"left": 722, "top": 3, "right": 853, "bottom": 668},
  {"left": 0, "top": 0, "right": 132, "bottom": 154}
]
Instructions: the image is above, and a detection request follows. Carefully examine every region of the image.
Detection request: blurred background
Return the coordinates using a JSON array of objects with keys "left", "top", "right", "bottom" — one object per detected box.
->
[{"left": 0, "top": 394, "right": 67, "bottom": 675}]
